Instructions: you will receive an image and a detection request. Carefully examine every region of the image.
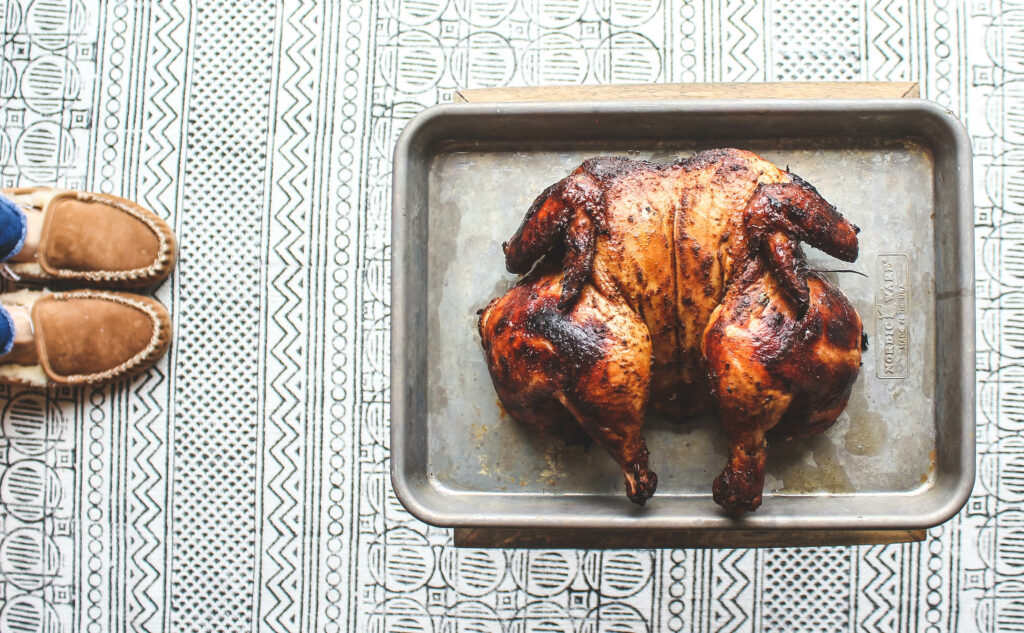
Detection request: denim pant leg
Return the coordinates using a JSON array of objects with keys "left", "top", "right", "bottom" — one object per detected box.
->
[
  {"left": 0, "top": 195, "right": 25, "bottom": 356},
  {"left": 0, "top": 305, "right": 14, "bottom": 356},
  {"left": 0, "top": 194, "right": 27, "bottom": 262}
]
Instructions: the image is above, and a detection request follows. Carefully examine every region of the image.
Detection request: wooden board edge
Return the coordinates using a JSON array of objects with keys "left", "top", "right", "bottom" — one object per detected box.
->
[
  {"left": 902, "top": 82, "right": 921, "bottom": 97},
  {"left": 454, "top": 527, "right": 928, "bottom": 549},
  {"left": 454, "top": 81, "right": 919, "bottom": 103}
]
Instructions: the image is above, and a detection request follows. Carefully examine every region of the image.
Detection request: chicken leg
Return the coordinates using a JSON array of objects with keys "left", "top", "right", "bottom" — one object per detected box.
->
[
  {"left": 478, "top": 258, "right": 658, "bottom": 504},
  {"left": 702, "top": 177, "right": 863, "bottom": 514}
]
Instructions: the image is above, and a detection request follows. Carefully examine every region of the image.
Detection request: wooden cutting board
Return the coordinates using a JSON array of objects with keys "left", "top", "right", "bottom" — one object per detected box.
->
[{"left": 452, "top": 81, "right": 925, "bottom": 549}]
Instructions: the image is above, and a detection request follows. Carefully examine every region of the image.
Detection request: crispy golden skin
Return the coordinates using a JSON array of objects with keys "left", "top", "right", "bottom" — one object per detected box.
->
[{"left": 479, "top": 149, "right": 863, "bottom": 513}]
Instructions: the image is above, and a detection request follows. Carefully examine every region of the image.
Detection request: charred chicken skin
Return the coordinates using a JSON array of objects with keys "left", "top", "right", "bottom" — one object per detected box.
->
[{"left": 478, "top": 149, "right": 863, "bottom": 514}]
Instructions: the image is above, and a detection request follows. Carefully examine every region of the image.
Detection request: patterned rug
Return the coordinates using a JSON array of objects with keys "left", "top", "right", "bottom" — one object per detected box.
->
[{"left": 0, "top": 1, "right": 1015, "bottom": 632}]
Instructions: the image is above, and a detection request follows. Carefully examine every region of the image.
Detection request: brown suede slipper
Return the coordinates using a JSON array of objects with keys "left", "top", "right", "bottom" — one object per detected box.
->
[
  {"left": 1, "top": 187, "right": 176, "bottom": 287},
  {"left": 0, "top": 290, "right": 171, "bottom": 386}
]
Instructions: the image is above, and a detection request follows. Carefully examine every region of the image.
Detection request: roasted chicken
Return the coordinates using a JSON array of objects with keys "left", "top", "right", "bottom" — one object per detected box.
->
[{"left": 478, "top": 149, "right": 864, "bottom": 514}]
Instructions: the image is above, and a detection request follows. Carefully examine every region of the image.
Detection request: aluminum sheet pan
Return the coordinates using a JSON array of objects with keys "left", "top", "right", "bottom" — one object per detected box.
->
[{"left": 391, "top": 99, "right": 974, "bottom": 530}]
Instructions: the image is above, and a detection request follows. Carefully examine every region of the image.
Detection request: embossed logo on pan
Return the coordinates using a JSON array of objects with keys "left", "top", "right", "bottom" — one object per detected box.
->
[{"left": 875, "top": 254, "right": 909, "bottom": 379}]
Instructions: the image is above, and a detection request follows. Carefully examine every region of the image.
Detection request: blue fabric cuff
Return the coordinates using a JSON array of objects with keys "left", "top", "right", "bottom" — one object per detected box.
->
[
  {"left": 0, "top": 194, "right": 27, "bottom": 262},
  {"left": 0, "top": 305, "right": 15, "bottom": 357}
]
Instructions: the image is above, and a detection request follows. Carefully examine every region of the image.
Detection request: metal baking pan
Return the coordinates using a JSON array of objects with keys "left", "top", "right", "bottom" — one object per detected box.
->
[{"left": 391, "top": 99, "right": 974, "bottom": 530}]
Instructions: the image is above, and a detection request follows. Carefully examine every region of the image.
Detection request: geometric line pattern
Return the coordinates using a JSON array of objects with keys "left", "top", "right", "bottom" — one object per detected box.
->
[{"left": 0, "top": 1, "right": 1015, "bottom": 632}]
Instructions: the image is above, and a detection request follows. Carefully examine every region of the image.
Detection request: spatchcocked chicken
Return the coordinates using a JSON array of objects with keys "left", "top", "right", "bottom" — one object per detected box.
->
[{"left": 478, "top": 149, "right": 865, "bottom": 515}]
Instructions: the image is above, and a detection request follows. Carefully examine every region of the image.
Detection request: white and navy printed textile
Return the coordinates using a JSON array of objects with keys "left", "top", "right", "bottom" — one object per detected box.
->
[{"left": 0, "top": 1, "right": 1018, "bottom": 632}]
